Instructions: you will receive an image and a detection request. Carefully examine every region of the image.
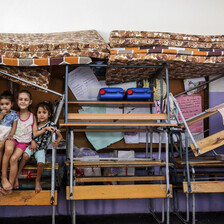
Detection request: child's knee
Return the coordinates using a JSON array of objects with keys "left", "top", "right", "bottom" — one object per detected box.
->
[
  {"left": 10, "top": 155, "right": 19, "bottom": 164},
  {"left": 23, "top": 153, "right": 30, "bottom": 161},
  {"left": 37, "top": 162, "right": 44, "bottom": 168}
]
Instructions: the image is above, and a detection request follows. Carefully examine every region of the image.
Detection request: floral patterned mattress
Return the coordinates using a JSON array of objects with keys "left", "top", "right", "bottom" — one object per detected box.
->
[
  {"left": 106, "top": 30, "right": 224, "bottom": 84},
  {"left": 0, "top": 30, "right": 109, "bottom": 60},
  {"left": 0, "top": 30, "right": 109, "bottom": 89}
]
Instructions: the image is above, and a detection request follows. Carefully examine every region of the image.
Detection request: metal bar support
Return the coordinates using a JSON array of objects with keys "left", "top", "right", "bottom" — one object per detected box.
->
[
  {"left": 175, "top": 74, "right": 224, "bottom": 97},
  {"left": 165, "top": 66, "right": 170, "bottom": 123},
  {"left": 65, "top": 65, "right": 69, "bottom": 123},
  {"left": 69, "top": 128, "right": 74, "bottom": 200},
  {"left": 51, "top": 132, "right": 56, "bottom": 224}
]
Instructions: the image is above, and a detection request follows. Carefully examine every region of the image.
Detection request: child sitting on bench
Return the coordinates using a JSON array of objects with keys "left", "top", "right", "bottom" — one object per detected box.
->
[{"left": 15, "top": 101, "right": 62, "bottom": 193}]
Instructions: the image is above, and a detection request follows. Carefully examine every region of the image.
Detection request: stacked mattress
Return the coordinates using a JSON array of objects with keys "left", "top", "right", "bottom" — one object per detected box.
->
[
  {"left": 107, "top": 30, "right": 224, "bottom": 84},
  {"left": 0, "top": 30, "right": 109, "bottom": 89},
  {"left": 0, "top": 30, "right": 109, "bottom": 60}
]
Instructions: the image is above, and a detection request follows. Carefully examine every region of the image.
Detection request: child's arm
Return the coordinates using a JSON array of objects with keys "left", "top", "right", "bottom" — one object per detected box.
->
[
  {"left": 0, "top": 110, "right": 7, "bottom": 122},
  {"left": 7, "top": 120, "right": 18, "bottom": 140},
  {"left": 32, "top": 116, "right": 56, "bottom": 138},
  {"left": 52, "top": 130, "right": 63, "bottom": 148}
]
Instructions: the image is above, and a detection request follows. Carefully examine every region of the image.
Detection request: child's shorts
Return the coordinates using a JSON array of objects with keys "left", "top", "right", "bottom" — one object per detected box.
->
[
  {"left": 24, "top": 147, "right": 46, "bottom": 164},
  {"left": 12, "top": 139, "right": 30, "bottom": 152}
]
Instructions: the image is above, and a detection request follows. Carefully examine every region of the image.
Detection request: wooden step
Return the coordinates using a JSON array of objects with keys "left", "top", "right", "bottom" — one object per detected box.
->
[
  {"left": 59, "top": 113, "right": 179, "bottom": 127},
  {"left": 183, "top": 181, "right": 224, "bottom": 193},
  {"left": 65, "top": 160, "right": 173, "bottom": 168},
  {"left": 23, "top": 163, "right": 59, "bottom": 170},
  {"left": 60, "top": 122, "right": 178, "bottom": 127},
  {"left": 174, "top": 157, "right": 224, "bottom": 167},
  {"left": 66, "top": 185, "right": 172, "bottom": 200},
  {"left": 76, "top": 176, "right": 166, "bottom": 183},
  {"left": 0, "top": 190, "right": 57, "bottom": 206},
  {"left": 190, "top": 130, "right": 224, "bottom": 156}
]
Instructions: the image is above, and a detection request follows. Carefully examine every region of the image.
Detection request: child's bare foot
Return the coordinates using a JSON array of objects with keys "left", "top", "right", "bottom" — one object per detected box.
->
[
  {"left": 35, "top": 181, "right": 42, "bottom": 194},
  {"left": 13, "top": 178, "right": 19, "bottom": 189},
  {"left": 0, "top": 185, "right": 7, "bottom": 195},
  {"left": 1, "top": 178, "right": 12, "bottom": 191}
]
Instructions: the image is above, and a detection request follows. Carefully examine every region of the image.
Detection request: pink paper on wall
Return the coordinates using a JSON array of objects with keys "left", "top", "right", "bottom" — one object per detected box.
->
[{"left": 176, "top": 94, "right": 203, "bottom": 133}]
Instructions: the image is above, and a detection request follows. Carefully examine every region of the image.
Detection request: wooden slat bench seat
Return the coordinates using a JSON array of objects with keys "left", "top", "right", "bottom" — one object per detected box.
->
[
  {"left": 76, "top": 176, "right": 166, "bottom": 183},
  {"left": 59, "top": 113, "right": 178, "bottom": 127},
  {"left": 68, "top": 113, "right": 168, "bottom": 120},
  {"left": 175, "top": 157, "right": 224, "bottom": 167},
  {"left": 65, "top": 160, "right": 173, "bottom": 168},
  {"left": 190, "top": 130, "right": 224, "bottom": 156},
  {"left": 183, "top": 181, "right": 224, "bottom": 193},
  {"left": 66, "top": 185, "right": 172, "bottom": 200},
  {"left": 0, "top": 190, "right": 57, "bottom": 206},
  {"left": 23, "top": 162, "right": 59, "bottom": 170}
]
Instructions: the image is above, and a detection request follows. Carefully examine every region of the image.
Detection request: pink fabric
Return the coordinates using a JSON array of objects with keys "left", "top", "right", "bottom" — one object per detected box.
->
[{"left": 12, "top": 139, "right": 30, "bottom": 152}]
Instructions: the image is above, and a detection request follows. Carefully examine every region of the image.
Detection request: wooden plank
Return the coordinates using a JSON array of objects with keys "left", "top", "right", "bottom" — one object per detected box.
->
[
  {"left": 191, "top": 130, "right": 224, "bottom": 156},
  {"left": 66, "top": 185, "right": 172, "bottom": 200},
  {"left": 60, "top": 123, "right": 178, "bottom": 127},
  {"left": 175, "top": 159, "right": 224, "bottom": 166},
  {"left": 76, "top": 176, "right": 166, "bottom": 183},
  {"left": 68, "top": 101, "right": 154, "bottom": 105},
  {"left": 67, "top": 113, "right": 168, "bottom": 120},
  {"left": 0, "top": 190, "right": 57, "bottom": 206},
  {"left": 65, "top": 160, "right": 173, "bottom": 168},
  {"left": 71, "top": 128, "right": 149, "bottom": 132},
  {"left": 23, "top": 163, "right": 59, "bottom": 170},
  {"left": 180, "top": 111, "right": 218, "bottom": 128},
  {"left": 183, "top": 181, "right": 224, "bottom": 193}
]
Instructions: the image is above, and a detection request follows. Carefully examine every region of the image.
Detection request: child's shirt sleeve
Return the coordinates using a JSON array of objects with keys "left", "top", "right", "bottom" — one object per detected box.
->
[{"left": 13, "top": 111, "right": 19, "bottom": 121}]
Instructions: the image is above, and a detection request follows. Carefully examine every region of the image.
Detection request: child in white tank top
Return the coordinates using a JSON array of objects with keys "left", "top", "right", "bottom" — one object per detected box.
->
[{"left": 1, "top": 90, "right": 49, "bottom": 193}]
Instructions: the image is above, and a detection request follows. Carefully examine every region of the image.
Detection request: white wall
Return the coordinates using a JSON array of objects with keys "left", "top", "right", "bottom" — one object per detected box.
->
[{"left": 1, "top": 0, "right": 224, "bottom": 41}]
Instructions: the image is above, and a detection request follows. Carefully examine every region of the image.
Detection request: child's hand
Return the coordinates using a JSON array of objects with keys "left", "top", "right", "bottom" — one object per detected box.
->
[
  {"left": 30, "top": 140, "right": 37, "bottom": 152},
  {"left": 6, "top": 135, "right": 13, "bottom": 140},
  {"left": 45, "top": 126, "right": 56, "bottom": 132},
  {"left": 0, "top": 110, "right": 7, "bottom": 117},
  {"left": 52, "top": 140, "right": 59, "bottom": 148}
]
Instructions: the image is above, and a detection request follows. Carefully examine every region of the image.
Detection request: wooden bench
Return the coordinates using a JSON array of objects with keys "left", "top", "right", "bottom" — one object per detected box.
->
[
  {"left": 65, "top": 160, "right": 173, "bottom": 168},
  {"left": 65, "top": 160, "right": 172, "bottom": 201},
  {"left": 0, "top": 163, "right": 59, "bottom": 206},
  {"left": 0, "top": 190, "right": 57, "bottom": 206},
  {"left": 60, "top": 113, "right": 178, "bottom": 127},
  {"left": 183, "top": 181, "right": 224, "bottom": 193},
  {"left": 66, "top": 185, "right": 172, "bottom": 200},
  {"left": 190, "top": 130, "right": 224, "bottom": 156}
]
